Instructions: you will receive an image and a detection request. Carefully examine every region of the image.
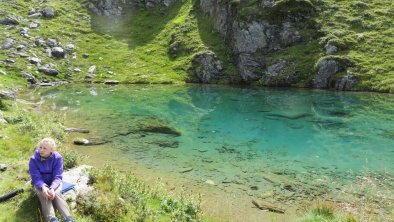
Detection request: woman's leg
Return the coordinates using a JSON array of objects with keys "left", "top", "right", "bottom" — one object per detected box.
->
[
  {"left": 34, "top": 187, "right": 56, "bottom": 221},
  {"left": 52, "top": 184, "right": 72, "bottom": 220}
]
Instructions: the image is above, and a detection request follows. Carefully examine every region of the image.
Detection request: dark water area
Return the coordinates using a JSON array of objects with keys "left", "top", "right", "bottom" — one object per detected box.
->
[{"left": 21, "top": 84, "right": 394, "bottom": 218}]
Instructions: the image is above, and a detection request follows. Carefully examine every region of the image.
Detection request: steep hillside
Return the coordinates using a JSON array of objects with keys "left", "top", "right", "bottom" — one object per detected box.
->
[{"left": 0, "top": 0, "right": 393, "bottom": 91}]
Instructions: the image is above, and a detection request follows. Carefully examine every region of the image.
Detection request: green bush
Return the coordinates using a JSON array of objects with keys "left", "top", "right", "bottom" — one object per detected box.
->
[{"left": 61, "top": 149, "right": 81, "bottom": 170}]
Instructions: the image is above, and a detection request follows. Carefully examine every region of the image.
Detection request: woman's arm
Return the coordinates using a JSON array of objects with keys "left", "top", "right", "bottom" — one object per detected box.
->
[
  {"left": 28, "top": 158, "right": 45, "bottom": 190},
  {"left": 49, "top": 155, "right": 63, "bottom": 190}
]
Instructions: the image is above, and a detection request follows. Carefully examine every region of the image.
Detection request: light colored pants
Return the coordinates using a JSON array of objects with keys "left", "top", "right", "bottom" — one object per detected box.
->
[{"left": 34, "top": 184, "right": 71, "bottom": 221}]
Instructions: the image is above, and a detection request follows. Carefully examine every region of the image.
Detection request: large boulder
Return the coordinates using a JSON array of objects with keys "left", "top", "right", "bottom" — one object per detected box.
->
[
  {"left": 313, "top": 56, "right": 353, "bottom": 89},
  {"left": 51, "top": 47, "right": 65, "bottom": 58},
  {"left": 38, "top": 67, "right": 59, "bottom": 76},
  {"left": 62, "top": 165, "right": 93, "bottom": 210},
  {"left": 189, "top": 51, "right": 223, "bottom": 83}
]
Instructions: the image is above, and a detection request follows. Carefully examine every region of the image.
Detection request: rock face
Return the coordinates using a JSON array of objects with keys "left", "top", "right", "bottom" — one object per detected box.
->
[
  {"left": 199, "top": 0, "right": 311, "bottom": 85},
  {"left": 313, "top": 58, "right": 344, "bottom": 89},
  {"left": 189, "top": 51, "right": 223, "bottom": 83}
]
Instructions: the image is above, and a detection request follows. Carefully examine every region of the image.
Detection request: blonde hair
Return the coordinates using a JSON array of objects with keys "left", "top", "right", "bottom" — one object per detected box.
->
[{"left": 37, "top": 138, "right": 57, "bottom": 151}]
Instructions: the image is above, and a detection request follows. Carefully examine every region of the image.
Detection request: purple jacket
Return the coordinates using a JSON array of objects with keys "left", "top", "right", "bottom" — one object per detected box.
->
[{"left": 29, "top": 150, "right": 63, "bottom": 190}]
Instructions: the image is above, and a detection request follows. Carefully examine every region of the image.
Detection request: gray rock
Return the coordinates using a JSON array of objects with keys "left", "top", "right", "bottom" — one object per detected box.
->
[
  {"left": 0, "top": 70, "right": 6, "bottom": 75},
  {"left": 1, "top": 38, "right": 15, "bottom": 50},
  {"left": 65, "top": 44, "right": 75, "bottom": 53},
  {"left": 86, "top": 74, "right": 96, "bottom": 79},
  {"left": 263, "top": 60, "right": 297, "bottom": 86},
  {"left": 28, "top": 8, "right": 36, "bottom": 15},
  {"left": 38, "top": 67, "right": 59, "bottom": 76},
  {"left": 104, "top": 80, "right": 119, "bottom": 85},
  {"left": 280, "top": 22, "right": 302, "bottom": 46},
  {"left": 51, "top": 47, "right": 65, "bottom": 58},
  {"left": 163, "top": 0, "right": 177, "bottom": 7},
  {"left": 88, "top": 65, "right": 96, "bottom": 74},
  {"left": 5, "top": 58, "right": 15, "bottom": 63},
  {"left": 233, "top": 21, "right": 269, "bottom": 53},
  {"left": 29, "top": 22, "right": 40, "bottom": 28},
  {"left": 237, "top": 53, "right": 265, "bottom": 81},
  {"left": 189, "top": 51, "right": 223, "bottom": 83},
  {"left": 0, "top": 163, "right": 7, "bottom": 171},
  {"left": 19, "top": 27, "right": 29, "bottom": 36},
  {"left": 16, "top": 45, "right": 25, "bottom": 51},
  {"left": 261, "top": 0, "right": 275, "bottom": 7},
  {"left": 16, "top": 52, "right": 29, "bottom": 58},
  {"left": 73, "top": 68, "right": 81, "bottom": 72},
  {"left": 313, "top": 59, "right": 343, "bottom": 88},
  {"left": 42, "top": 7, "right": 56, "bottom": 18},
  {"left": 46, "top": 38, "right": 58, "bottom": 48},
  {"left": 20, "top": 72, "right": 37, "bottom": 84},
  {"left": 20, "top": 41, "right": 29, "bottom": 47},
  {"left": 28, "top": 57, "right": 41, "bottom": 65},
  {"left": 82, "top": 53, "right": 90, "bottom": 58},
  {"left": 28, "top": 13, "right": 41, "bottom": 19},
  {"left": 35, "top": 38, "right": 45, "bottom": 47},
  {"left": 0, "top": 17, "right": 19, "bottom": 25},
  {"left": 335, "top": 75, "right": 357, "bottom": 91},
  {"left": 0, "top": 90, "right": 16, "bottom": 100},
  {"left": 325, "top": 44, "right": 338, "bottom": 55},
  {"left": 199, "top": 0, "right": 229, "bottom": 36},
  {"left": 0, "top": 118, "right": 7, "bottom": 124}
]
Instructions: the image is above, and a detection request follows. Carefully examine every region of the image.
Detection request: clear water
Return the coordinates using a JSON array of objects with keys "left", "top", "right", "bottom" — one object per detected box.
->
[{"left": 23, "top": 84, "right": 394, "bottom": 205}]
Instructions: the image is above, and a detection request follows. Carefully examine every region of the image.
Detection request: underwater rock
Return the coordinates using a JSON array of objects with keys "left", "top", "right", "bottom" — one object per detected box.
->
[
  {"left": 65, "top": 128, "right": 90, "bottom": 133},
  {"left": 266, "top": 113, "right": 311, "bottom": 120},
  {"left": 137, "top": 118, "right": 181, "bottom": 136},
  {"left": 73, "top": 138, "right": 90, "bottom": 145},
  {"left": 150, "top": 140, "right": 179, "bottom": 148},
  {"left": 179, "top": 167, "right": 193, "bottom": 173},
  {"left": 205, "top": 180, "right": 216, "bottom": 185}
]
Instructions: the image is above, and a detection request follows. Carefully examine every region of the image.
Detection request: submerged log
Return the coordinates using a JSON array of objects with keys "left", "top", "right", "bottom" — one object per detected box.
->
[{"left": 252, "top": 200, "right": 285, "bottom": 214}]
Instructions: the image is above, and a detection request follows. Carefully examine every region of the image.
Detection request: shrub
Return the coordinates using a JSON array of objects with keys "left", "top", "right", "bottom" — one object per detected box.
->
[{"left": 60, "top": 149, "right": 81, "bottom": 170}]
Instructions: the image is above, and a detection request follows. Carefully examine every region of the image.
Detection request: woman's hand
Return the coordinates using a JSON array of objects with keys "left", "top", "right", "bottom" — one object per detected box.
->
[{"left": 42, "top": 186, "right": 56, "bottom": 200}]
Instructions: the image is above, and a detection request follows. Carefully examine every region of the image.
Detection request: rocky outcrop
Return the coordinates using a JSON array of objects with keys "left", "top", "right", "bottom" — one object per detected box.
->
[
  {"left": 313, "top": 56, "right": 354, "bottom": 89},
  {"left": 189, "top": 51, "right": 223, "bottom": 83},
  {"left": 198, "top": 0, "right": 313, "bottom": 84},
  {"left": 62, "top": 165, "right": 93, "bottom": 210},
  {"left": 262, "top": 60, "right": 298, "bottom": 86}
]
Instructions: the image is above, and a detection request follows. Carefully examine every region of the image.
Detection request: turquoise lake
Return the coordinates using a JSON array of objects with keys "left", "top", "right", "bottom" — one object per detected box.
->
[{"left": 23, "top": 84, "right": 394, "bottom": 216}]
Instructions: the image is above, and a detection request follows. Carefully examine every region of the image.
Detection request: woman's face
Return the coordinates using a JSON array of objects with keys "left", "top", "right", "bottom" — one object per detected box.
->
[{"left": 38, "top": 143, "right": 52, "bottom": 157}]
